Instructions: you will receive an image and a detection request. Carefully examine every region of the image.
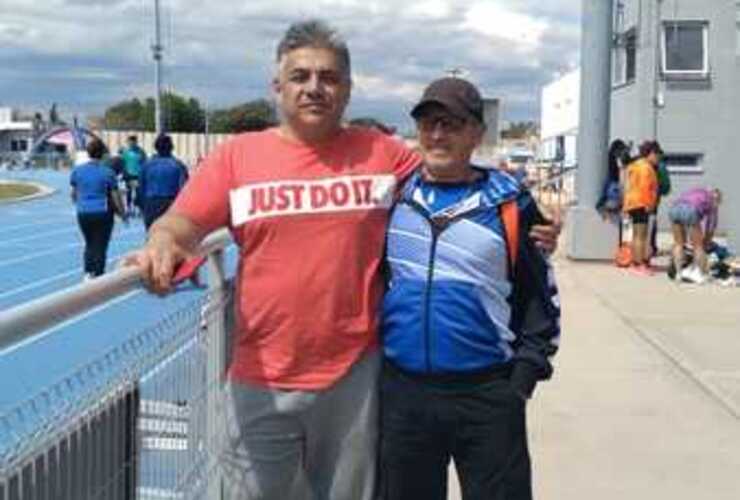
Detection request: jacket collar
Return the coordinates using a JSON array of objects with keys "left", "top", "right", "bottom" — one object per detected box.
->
[{"left": 401, "top": 165, "right": 521, "bottom": 212}]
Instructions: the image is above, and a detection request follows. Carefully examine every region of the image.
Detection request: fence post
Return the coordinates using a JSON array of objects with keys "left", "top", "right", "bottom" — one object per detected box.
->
[{"left": 205, "top": 250, "right": 226, "bottom": 499}]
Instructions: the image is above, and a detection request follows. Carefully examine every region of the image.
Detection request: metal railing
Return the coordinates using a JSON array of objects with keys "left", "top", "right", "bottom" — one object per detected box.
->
[
  {"left": 0, "top": 152, "right": 71, "bottom": 171},
  {"left": 0, "top": 229, "right": 233, "bottom": 499},
  {"left": 527, "top": 162, "right": 578, "bottom": 215}
]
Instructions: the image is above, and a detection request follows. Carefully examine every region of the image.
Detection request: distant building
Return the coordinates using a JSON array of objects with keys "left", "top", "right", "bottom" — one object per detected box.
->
[
  {"left": 469, "top": 97, "right": 501, "bottom": 162},
  {"left": 0, "top": 107, "right": 34, "bottom": 157},
  {"left": 540, "top": 69, "right": 579, "bottom": 166}
]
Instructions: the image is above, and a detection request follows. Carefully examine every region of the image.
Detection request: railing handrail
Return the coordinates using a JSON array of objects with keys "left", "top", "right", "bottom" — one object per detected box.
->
[
  {"left": 0, "top": 228, "right": 232, "bottom": 353},
  {"left": 529, "top": 163, "right": 577, "bottom": 190}
]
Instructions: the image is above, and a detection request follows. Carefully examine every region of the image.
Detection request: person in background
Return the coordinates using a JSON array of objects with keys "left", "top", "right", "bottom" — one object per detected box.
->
[
  {"left": 70, "top": 138, "right": 127, "bottom": 280},
  {"left": 623, "top": 140, "right": 661, "bottom": 275},
  {"left": 668, "top": 187, "right": 722, "bottom": 284},
  {"left": 379, "top": 78, "right": 560, "bottom": 500},
  {"left": 596, "top": 138, "right": 631, "bottom": 219},
  {"left": 137, "top": 134, "right": 189, "bottom": 230},
  {"left": 649, "top": 155, "right": 672, "bottom": 259},
  {"left": 107, "top": 154, "right": 125, "bottom": 179},
  {"left": 119, "top": 135, "right": 147, "bottom": 217}
]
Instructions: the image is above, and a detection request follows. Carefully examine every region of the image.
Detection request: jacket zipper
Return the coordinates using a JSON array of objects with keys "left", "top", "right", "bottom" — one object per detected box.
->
[
  {"left": 407, "top": 199, "right": 483, "bottom": 372},
  {"left": 423, "top": 228, "right": 440, "bottom": 371},
  {"left": 403, "top": 177, "right": 499, "bottom": 370}
]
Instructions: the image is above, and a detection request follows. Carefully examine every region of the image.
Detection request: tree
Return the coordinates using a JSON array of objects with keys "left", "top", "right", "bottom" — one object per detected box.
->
[
  {"left": 103, "top": 92, "right": 205, "bottom": 132},
  {"left": 149, "top": 93, "right": 206, "bottom": 132},
  {"left": 501, "top": 121, "right": 538, "bottom": 139},
  {"left": 102, "top": 95, "right": 276, "bottom": 134},
  {"left": 208, "top": 99, "right": 277, "bottom": 133},
  {"left": 103, "top": 97, "right": 148, "bottom": 130}
]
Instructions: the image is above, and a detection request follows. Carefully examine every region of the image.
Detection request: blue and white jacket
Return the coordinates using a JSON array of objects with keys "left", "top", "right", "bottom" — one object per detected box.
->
[{"left": 381, "top": 168, "right": 561, "bottom": 397}]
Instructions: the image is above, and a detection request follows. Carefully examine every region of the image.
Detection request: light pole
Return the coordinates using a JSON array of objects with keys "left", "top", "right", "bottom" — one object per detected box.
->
[
  {"left": 445, "top": 67, "right": 466, "bottom": 79},
  {"left": 152, "top": 0, "right": 163, "bottom": 135}
]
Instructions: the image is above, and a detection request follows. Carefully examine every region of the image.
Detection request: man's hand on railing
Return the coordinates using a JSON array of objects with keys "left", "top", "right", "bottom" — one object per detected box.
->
[
  {"left": 122, "top": 213, "right": 211, "bottom": 295},
  {"left": 122, "top": 231, "right": 193, "bottom": 295},
  {"left": 530, "top": 210, "right": 563, "bottom": 255}
]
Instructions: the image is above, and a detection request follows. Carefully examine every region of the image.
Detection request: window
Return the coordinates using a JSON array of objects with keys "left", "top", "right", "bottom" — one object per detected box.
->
[
  {"left": 663, "top": 153, "right": 704, "bottom": 174},
  {"left": 613, "top": 28, "right": 637, "bottom": 86},
  {"left": 10, "top": 139, "right": 28, "bottom": 152},
  {"left": 661, "top": 21, "right": 709, "bottom": 77}
]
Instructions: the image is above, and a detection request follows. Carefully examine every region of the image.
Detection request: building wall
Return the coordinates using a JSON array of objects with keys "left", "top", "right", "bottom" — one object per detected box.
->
[
  {"left": 610, "top": 0, "right": 740, "bottom": 248},
  {"left": 540, "top": 70, "right": 580, "bottom": 164},
  {"left": 0, "top": 107, "right": 34, "bottom": 156},
  {"left": 0, "top": 131, "right": 31, "bottom": 153},
  {"left": 541, "top": 69, "right": 580, "bottom": 141},
  {"left": 0, "top": 107, "right": 14, "bottom": 123}
]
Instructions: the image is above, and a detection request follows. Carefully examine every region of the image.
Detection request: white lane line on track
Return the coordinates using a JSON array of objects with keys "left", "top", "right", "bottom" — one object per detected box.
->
[
  {"left": 0, "top": 289, "right": 143, "bottom": 357},
  {"left": 0, "top": 227, "right": 83, "bottom": 246},
  {"left": 0, "top": 219, "right": 72, "bottom": 235},
  {"left": 0, "top": 250, "right": 133, "bottom": 300},
  {"left": 0, "top": 229, "right": 144, "bottom": 268},
  {"left": 3, "top": 207, "right": 75, "bottom": 216}
]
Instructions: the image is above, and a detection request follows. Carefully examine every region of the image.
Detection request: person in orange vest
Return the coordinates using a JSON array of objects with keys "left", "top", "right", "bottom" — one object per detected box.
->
[{"left": 622, "top": 140, "right": 661, "bottom": 275}]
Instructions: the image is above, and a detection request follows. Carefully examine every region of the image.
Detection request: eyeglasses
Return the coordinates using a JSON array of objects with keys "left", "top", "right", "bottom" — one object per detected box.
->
[{"left": 416, "top": 114, "right": 468, "bottom": 134}]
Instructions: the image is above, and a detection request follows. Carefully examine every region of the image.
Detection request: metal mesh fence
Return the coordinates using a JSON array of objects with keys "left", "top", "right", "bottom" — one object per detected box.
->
[{"left": 0, "top": 281, "right": 233, "bottom": 500}]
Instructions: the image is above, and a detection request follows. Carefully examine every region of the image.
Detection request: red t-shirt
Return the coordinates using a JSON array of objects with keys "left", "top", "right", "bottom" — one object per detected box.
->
[{"left": 172, "top": 127, "right": 420, "bottom": 389}]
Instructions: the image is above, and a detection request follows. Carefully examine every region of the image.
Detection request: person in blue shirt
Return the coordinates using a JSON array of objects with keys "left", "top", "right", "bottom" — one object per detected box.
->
[
  {"left": 137, "top": 134, "right": 189, "bottom": 230},
  {"left": 119, "top": 135, "right": 147, "bottom": 217},
  {"left": 70, "top": 138, "right": 127, "bottom": 280},
  {"left": 379, "top": 78, "right": 561, "bottom": 500}
]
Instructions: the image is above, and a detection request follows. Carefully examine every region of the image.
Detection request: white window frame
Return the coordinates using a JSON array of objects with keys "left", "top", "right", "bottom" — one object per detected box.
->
[
  {"left": 661, "top": 21, "right": 709, "bottom": 77},
  {"left": 663, "top": 152, "right": 704, "bottom": 174},
  {"left": 613, "top": 46, "right": 626, "bottom": 86},
  {"left": 612, "top": 28, "right": 637, "bottom": 87}
]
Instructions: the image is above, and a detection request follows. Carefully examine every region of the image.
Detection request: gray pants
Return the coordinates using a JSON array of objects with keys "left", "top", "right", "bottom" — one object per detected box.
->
[{"left": 219, "top": 352, "right": 380, "bottom": 500}]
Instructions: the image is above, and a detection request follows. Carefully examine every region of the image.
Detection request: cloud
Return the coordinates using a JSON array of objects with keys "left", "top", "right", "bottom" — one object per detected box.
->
[
  {"left": 462, "top": 2, "right": 548, "bottom": 50},
  {"left": 402, "top": 0, "right": 453, "bottom": 20},
  {"left": 1, "top": 0, "right": 581, "bottom": 126},
  {"left": 352, "top": 73, "right": 425, "bottom": 101}
]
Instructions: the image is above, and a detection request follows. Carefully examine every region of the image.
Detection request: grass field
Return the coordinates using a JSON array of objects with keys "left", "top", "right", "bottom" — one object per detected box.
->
[{"left": 0, "top": 182, "right": 40, "bottom": 200}]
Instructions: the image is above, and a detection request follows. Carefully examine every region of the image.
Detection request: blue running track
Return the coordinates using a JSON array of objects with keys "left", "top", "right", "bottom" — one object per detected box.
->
[{"left": 0, "top": 167, "right": 234, "bottom": 426}]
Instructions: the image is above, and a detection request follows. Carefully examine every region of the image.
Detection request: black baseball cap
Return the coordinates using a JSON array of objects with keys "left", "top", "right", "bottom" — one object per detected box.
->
[{"left": 411, "top": 77, "right": 484, "bottom": 123}]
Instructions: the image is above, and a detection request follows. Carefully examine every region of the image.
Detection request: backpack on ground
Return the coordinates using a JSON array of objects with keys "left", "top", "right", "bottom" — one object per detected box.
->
[{"left": 615, "top": 243, "right": 632, "bottom": 267}]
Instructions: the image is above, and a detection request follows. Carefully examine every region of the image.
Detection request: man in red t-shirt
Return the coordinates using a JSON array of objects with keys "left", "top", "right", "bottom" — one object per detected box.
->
[{"left": 127, "top": 19, "right": 561, "bottom": 500}]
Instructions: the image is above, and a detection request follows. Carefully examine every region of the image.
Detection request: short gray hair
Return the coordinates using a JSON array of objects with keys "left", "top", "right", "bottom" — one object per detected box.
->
[{"left": 276, "top": 19, "right": 351, "bottom": 78}]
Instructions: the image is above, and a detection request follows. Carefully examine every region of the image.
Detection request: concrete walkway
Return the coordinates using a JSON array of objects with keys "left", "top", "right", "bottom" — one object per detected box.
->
[{"left": 448, "top": 255, "right": 740, "bottom": 499}]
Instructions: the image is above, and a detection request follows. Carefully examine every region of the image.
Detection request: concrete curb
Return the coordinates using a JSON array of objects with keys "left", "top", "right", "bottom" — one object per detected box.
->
[{"left": 0, "top": 179, "right": 57, "bottom": 205}]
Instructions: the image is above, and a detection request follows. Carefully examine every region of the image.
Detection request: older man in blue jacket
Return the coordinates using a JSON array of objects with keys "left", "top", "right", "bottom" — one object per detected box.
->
[{"left": 380, "top": 78, "right": 561, "bottom": 500}]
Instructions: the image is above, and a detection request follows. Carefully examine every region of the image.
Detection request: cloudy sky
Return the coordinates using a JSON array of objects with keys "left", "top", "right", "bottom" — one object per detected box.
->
[{"left": 0, "top": 0, "right": 581, "bottom": 133}]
